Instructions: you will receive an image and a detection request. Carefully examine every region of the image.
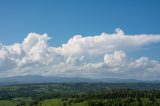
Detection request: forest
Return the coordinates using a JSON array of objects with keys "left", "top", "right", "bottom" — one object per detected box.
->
[{"left": 1, "top": 83, "right": 160, "bottom": 106}]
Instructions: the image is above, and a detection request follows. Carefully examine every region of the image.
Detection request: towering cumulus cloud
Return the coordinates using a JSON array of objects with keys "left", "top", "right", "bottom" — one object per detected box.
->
[{"left": 0, "top": 28, "right": 160, "bottom": 79}]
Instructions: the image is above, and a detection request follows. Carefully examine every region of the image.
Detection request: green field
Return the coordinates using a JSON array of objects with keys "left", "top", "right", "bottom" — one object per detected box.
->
[
  {"left": 0, "top": 98, "right": 87, "bottom": 106},
  {"left": 1, "top": 83, "right": 160, "bottom": 106},
  {"left": 0, "top": 100, "right": 18, "bottom": 106},
  {"left": 1, "top": 98, "right": 160, "bottom": 106},
  {"left": 37, "top": 98, "right": 87, "bottom": 106}
]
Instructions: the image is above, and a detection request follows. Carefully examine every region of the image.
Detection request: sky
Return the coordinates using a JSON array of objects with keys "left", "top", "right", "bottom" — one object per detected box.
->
[{"left": 0, "top": 0, "right": 160, "bottom": 79}]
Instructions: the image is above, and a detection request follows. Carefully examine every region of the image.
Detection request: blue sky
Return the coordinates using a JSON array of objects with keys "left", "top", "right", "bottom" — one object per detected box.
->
[
  {"left": 0, "top": 0, "right": 160, "bottom": 45},
  {"left": 0, "top": 0, "right": 160, "bottom": 79}
]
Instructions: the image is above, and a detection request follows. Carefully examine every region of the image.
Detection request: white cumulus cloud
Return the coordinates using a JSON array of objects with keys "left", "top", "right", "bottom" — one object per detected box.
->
[{"left": 0, "top": 28, "right": 160, "bottom": 79}]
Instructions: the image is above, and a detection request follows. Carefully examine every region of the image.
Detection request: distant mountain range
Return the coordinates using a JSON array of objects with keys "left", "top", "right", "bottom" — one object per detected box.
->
[{"left": 0, "top": 75, "right": 159, "bottom": 85}]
